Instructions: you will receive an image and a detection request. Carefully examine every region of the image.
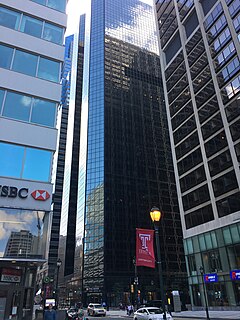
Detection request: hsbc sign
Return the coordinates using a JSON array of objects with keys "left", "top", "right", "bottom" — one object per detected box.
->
[
  {"left": 0, "top": 178, "right": 52, "bottom": 211},
  {"left": 0, "top": 185, "right": 50, "bottom": 201}
]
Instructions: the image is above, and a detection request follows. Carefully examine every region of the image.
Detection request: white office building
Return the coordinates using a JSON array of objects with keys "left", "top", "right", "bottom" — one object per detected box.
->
[{"left": 0, "top": 0, "right": 67, "bottom": 318}]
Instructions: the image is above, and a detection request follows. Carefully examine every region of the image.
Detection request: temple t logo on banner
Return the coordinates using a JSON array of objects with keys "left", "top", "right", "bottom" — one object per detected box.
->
[{"left": 139, "top": 233, "right": 151, "bottom": 251}]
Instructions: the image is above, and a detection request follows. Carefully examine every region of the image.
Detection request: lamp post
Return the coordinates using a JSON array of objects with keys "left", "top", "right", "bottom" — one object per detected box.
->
[
  {"left": 56, "top": 258, "right": 62, "bottom": 309},
  {"left": 150, "top": 207, "right": 166, "bottom": 320},
  {"left": 132, "top": 257, "right": 138, "bottom": 309},
  {"left": 199, "top": 266, "right": 210, "bottom": 320}
]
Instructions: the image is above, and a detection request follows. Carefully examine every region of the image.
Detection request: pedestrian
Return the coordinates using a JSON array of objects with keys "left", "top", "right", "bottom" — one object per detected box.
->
[
  {"left": 44, "top": 304, "right": 56, "bottom": 320},
  {"left": 167, "top": 304, "right": 173, "bottom": 316},
  {"left": 130, "top": 305, "right": 134, "bottom": 315},
  {"left": 127, "top": 305, "right": 131, "bottom": 316}
]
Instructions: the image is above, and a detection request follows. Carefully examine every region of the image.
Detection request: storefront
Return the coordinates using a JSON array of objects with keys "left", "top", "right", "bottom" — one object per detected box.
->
[
  {"left": 185, "top": 224, "right": 240, "bottom": 309},
  {"left": 0, "top": 178, "right": 52, "bottom": 320}
]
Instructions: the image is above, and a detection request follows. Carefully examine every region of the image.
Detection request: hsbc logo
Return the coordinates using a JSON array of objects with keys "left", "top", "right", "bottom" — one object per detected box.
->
[
  {"left": 0, "top": 185, "right": 50, "bottom": 202},
  {"left": 31, "top": 190, "right": 50, "bottom": 201}
]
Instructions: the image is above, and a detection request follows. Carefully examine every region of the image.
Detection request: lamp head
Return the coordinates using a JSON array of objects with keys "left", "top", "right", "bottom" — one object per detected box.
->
[
  {"left": 150, "top": 207, "right": 162, "bottom": 222},
  {"left": 57, "top": 258, "right": 62, "bottom": 268}
]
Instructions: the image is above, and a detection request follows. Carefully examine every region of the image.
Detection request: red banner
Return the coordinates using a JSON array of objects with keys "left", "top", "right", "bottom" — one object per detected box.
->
[{"left": 136, "top": 228, "right": 155, "bottom": 268}]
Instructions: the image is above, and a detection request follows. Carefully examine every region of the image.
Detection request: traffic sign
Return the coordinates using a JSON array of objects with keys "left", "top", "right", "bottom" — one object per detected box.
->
[
  {"left": 43, "top": 276, "right": 50, "bottom": 284},
  {"left": 230, "top": 270, "right": 240, "bottom": 280},
  {"left": 204, "top": 273, "right": 218, "bottom": 283},
  {"left": 34, "top": 295, "right": 42, "bottom": 304}
]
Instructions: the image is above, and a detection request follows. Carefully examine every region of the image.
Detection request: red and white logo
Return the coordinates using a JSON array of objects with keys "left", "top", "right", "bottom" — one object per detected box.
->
[{"left": 31, "top": 190, "right": 50, "bottom": 201}]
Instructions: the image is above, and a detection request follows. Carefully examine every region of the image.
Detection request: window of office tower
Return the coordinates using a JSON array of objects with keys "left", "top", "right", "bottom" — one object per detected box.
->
[
  {"left": 200, "top": 0, "right": 218, "bottom": 16},
  {"left": 31, "top": 0, "right": 66, "bottom": 12},
  {"left": 0, "top": 208, "right": 46, "bottom": 259},
  {"left": 0, "top": 142, "right": 52, "bottom": 182}
]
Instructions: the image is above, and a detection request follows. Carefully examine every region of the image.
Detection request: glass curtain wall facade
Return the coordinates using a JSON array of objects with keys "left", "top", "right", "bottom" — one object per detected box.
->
[
  {"left": 77, "top": 0, "right": 187, "bottom": 306},
  {"left": 52, "top": 16, "right": 86, "bottom": 306},
  {"left": 154, "top": 0, "right": 240, "bottom": 309}
]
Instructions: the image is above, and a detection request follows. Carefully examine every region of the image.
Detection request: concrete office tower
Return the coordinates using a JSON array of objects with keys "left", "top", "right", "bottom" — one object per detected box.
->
[
  {"left": 75, "top": 0, "right": 187, "bottom": 306},
  {"left": 0, "top": 0, "right": 67, "bottom": 318},
  {"left": 155, "top": 0, "right": 240, "bottom": 309}
]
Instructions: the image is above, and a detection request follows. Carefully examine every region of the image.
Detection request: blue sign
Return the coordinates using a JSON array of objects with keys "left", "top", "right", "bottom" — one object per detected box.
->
[
  {"left": 204, "top": 273, "right": 218, "bottom": 283},
  {"left": 230, "top": 270, "right": 240, "bottom": 281}
]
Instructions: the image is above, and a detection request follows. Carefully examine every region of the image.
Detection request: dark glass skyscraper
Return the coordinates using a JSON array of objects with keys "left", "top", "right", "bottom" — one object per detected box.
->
[
  {"left": 74, "top": 0, "right": 187, "bottom": 306},
  {"left": 154, "top": 0, "right": 240, "bottom": 309}
]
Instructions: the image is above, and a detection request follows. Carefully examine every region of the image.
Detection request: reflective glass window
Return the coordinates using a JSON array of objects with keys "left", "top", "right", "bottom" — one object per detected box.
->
[
  {"left": 198, "top": 96, "right": 219, "bottom": 123},
  {"left": 204, "top": 3, "right": 223, "bottom": 30},
  {"left": 205, "top": 131, "right": 227, "bottom": 157},
  {"left": 20, "top": 15, "right": 43, "bottom": 38},
  {"left": 165, "top": 32, "right": 181, "bottom": 64},
  {"left": 217, "top": 192, "right": 240, "bottom": 217},
  {"left": 32, "top": 0, "right": 45, "bottom": 4},
  {"left": 3, "top": 91, "right": 32, "bottom": 121},
  {"left": 208, "top": 14, "right": 227, "bottom": 40},
  {"left": 229, "top": 0, "right": 240, "bottom": 17},
  {"left": 213, "top": 28, "right": 231, "bottom": 53},
  {"left": 43, "top": 23, "right": 63, "bottom": 44},
  {"left": 212, "top": 170, "right": 238, "bottom": 197},
  {"left": 0, "top": 6, "right": 20, "bottom": 29},
  {"left": 200, "top": 0, "right": 217, "bottom": 15},
  {"left": 208, "top": 150, "right": 233, "bottom": 177},
  {"left": 230, "top": 118, "right": 240, "bottom": 141},
  {"left": 199, "top": 234, "right": 206, "bottom": 250},
  {"left": 47, "top": 0, "right": 66, "bottom": 12},
  {"left": 185, "top": 205, "right": 214, "bottom": 229},
  {"left": 201, "top": 113, "right": 223, "bottom": 140},
  {"left": 219, "top": 57, "right": 240, "bottom": 83},
  {"left": 12, "top": 50, "right": 38, "bottom": 77},
  {"left": 23, "top": 148, "right": 51, "bottom": 181},
  {"left": 31, "top": 98, "right": 56, "bottom": 127},
  {"left": 215, "top": 41, "right": 235, "bottom": 67},
  {"left": 38, "top": 57, "right": 60, "bottom": 82},
  {"left": 224, "top": 75, "right": 240, "bottom": 99},
  {"left": 223, "top": 227, "right": 232, "bottom": 244},
  {"left": 0, "top": 208, "right": 46, "bottom": 259},
  {"left": 0, "top": 89, "right": 56, "bottom": 127},
  {"left": 31, "top": 0, "right": 66, "bottom": 12},
  {"left": 0, "top": 89, "right": 4, "bottom": 111},
  {"left": 225, "top": 98, "right": 240, "bottom": 122},
  {"left": 0, "top": 44, "right": 14, "bottom": 69},
  {"left": 233, "top": 13, "right": 240, "bottom": 32},
  {"left": 0, "top": 142, "right": 24, "bottom": 178}
]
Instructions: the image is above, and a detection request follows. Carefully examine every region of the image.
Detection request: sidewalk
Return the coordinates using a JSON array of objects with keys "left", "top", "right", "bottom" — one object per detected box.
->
[
  {"left": 107, "top": 309, "right": 240, "bottom": 319},
  {"left": 172, "top": 310, "right": 240, "bottom": 319}
]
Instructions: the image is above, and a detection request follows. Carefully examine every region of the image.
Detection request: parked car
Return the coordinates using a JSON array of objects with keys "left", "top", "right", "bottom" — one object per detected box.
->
[
  {"left": 66, "top": 307, "right": 80, "bottom": 320},
  {"left": 87, "top": 303, "right": 106, "bottom": 316},
  {"left": 133, "top": 307, "right": 173, "bottom": 320}
]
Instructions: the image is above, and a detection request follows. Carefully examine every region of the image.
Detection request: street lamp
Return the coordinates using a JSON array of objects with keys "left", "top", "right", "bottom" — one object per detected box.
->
[
  {"left": 56, "top": 258, "right": 62, "bottom": 309},
  {"left": 132, "top": 257, "right": 138, "bottom": 309},
  {"left": 150, "top": 207, "right": 166, "bottom": 320},
  {"left": 199, "top": 266, "right": 210, "bottom": 320}
]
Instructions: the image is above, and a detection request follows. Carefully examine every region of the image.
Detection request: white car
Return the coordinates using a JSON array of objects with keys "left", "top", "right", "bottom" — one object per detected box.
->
[
  {"left": 87, "top": 303, "right": 106, "bottom": 316},
  {"left": 134, "top": 307, "right": 173, "bottom": 320}
]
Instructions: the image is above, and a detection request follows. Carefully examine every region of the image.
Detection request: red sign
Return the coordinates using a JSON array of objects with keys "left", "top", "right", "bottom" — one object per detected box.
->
[
  {"left": 136, "top": 228, "right": 155, "bottom": 268},
  {"left": 1, "top": 268, "right": 22, "bottom": 283},
  {"left": 31, "top": 190, "right": 50, "bottom": 201}
]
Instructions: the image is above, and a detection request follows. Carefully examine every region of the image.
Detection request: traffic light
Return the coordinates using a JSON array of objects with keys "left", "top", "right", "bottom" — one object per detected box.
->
[{"left": 131, "top": 285, "right": 134, "bottom": 293}]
